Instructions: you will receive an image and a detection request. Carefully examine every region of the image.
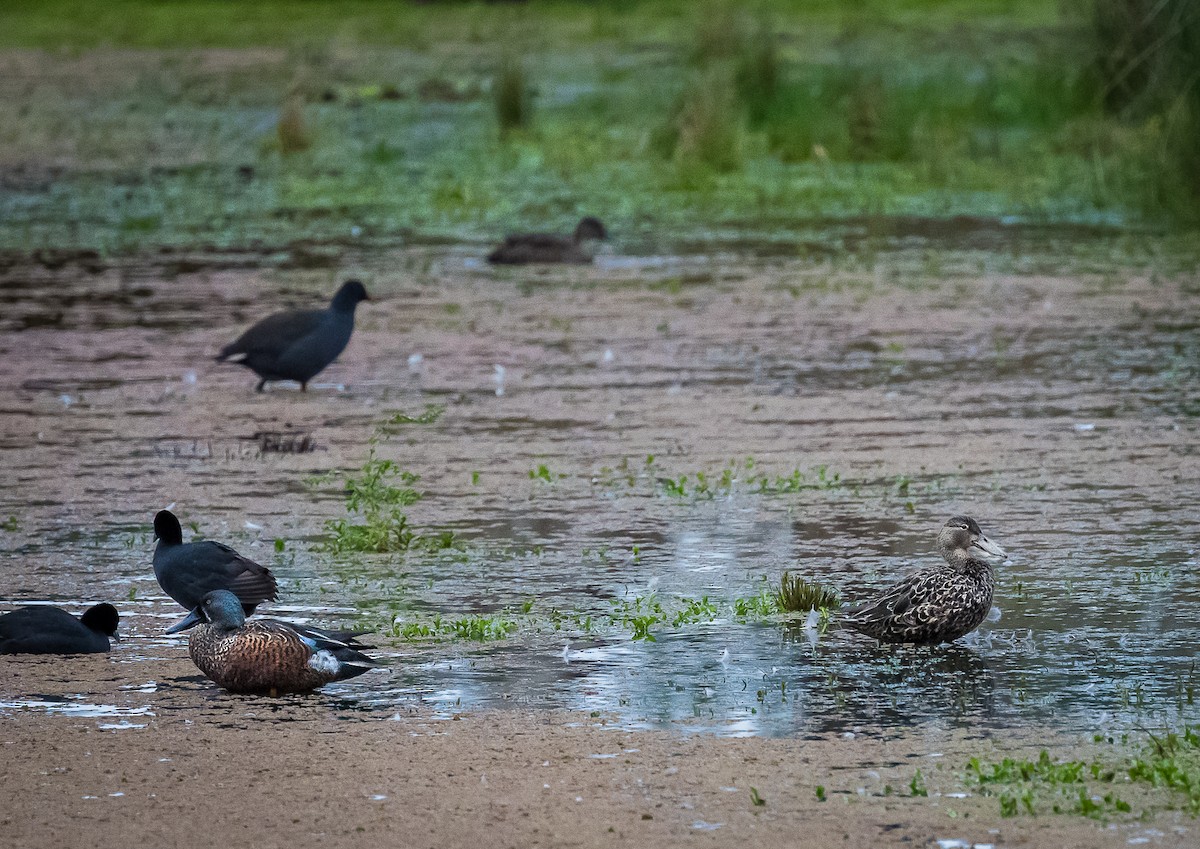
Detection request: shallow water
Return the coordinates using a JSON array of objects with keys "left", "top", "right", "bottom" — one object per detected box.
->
[{"left": 1, "top": 246, "right": 1198, "bottom": 736}]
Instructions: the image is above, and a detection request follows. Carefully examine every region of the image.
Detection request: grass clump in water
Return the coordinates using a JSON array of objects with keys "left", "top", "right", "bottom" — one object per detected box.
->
[
  {"left": 493, "top": 53, "right": 532, "bottom": 134},
  {"left": 609, "top": 594, "right": 668, "bottom": 642},
  {"left": 320, "top": 447, "right": 459, "bottom": 554},
  {"left": 732, "top": 587, "right": 779, "bottom": 618},
  {"left": 776, "top": 572, "right": 841, "bottom": 613},
  {"left": 380, "top": 403, "right": 445, "bottom": 431},
  {"left": 276, "top": 87, "right": 311, "bottom": 155},
  {"left": 393, "top": 613, "right": 518, "bottom": 642}
]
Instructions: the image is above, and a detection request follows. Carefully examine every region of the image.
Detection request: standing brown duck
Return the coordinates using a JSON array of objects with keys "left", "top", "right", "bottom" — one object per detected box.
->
[
  {"left": 167, "top": 590, "right": 381, "bottom": 695},
  {"left": 842, "top": 516, "right": 1008, "bottom": 644},
  {"left": 487, "top": 216, "right": 607, "bottom": 264}
]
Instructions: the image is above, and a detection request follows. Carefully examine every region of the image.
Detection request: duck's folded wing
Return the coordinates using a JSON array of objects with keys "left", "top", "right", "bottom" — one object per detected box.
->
[
  {"left": 289, "top": 623, "right": 375, "bottom": 650},
  {"left": 843, "top": 573, "right": 921, "bottom": 624},
  {"left": 286, "top": 623, "right": 382, "bottom": 669}
]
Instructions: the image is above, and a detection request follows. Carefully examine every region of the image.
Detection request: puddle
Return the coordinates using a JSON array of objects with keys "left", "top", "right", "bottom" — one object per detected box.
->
[
  {"left": 0, "top": 699, "right": 155, "bottom": 719},
  {"left": 0, "top": 249, "right": 1197, "bottom": 736}
]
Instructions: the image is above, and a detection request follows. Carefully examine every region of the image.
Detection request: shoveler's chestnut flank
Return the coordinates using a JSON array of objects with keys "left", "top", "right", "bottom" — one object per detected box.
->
[
  {"left": 153, "top": 510, "right": 277, "bottom": 615},
  {"left": 487, "top": 216, "right": 607, "bottom": 264},
  {"left": 842, "top": 516, "right": 1008, "bottom": 644},
  {"left": 168, "top": 590, "right": 381, "bottom": 695},
  {"left": 216, "top": 279, "right": 369, "bottom": 391},
  {"left": 0, "top": 603, "right": 119, "bottom": 654}
]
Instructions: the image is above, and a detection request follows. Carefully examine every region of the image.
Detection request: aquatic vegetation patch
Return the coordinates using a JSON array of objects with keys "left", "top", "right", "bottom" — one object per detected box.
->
[
  {"left": 381, "top": 403, "right": 445, "bottom": 428},
  {"left": 775, "top": 572, "right": 841, "bottom": 613},
  {"left": 591, "top": 456, "right": 847, "bottom": 500},
  {"left": 316, "top": 447, "right": 460, "bottom": 554},
  {"left": 392, "top": 613, "right": 519, "bottom": 643},
  {"left": 529, "top": 464, "right": 564, "bottom": 484},
  {"left": 608, "top": 594, "right": 668, "bottom": 642},
  {"left": 545, "top": 591, "right": 780, "bottom": 643},
  {"left": 731, "top": 588, "right": 778, "bottom": 619},
  {"left": 969, "top": 749, "right": 1124, "bottom": 818}
]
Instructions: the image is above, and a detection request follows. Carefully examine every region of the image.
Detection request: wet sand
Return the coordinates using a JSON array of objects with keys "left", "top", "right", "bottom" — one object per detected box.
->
[{"left": 1, "top": 656, "right": 1195, "bottom": 849}]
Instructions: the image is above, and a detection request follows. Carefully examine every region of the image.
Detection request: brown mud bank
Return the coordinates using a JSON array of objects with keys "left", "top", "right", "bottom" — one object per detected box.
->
[{"left": 0, "top": 656, "right": 1194, "bottom": 849}]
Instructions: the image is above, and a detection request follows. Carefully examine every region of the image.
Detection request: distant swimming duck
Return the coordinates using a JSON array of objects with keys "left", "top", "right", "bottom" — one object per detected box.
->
[
  {"left": 215, "top": 279, "right": 370, "bottom": 391},
  {"left": 153, "top": 509, "right": 278, "bottom": 615},
  {"left": 0, "top": 603, "right": 119, "bottom": 655},
  {"left": 167, "top": 590, "right": 381, "bottom": 694},
  {"left": 842, "top": 516, "right": 1008, "bottom": 644},
  {"left": 487, "top": 216, "right": 607, "bottom": 264}
]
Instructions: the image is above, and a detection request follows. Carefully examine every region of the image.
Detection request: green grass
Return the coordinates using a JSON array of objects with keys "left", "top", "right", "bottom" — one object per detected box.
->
[
  {"left": 382, "top": 404, "right": 446, "bottom": 428},
  {"left": 317, "top": 446, "right": 461, "bottom": 555},
  {"left": 493, "top": 54, "right": 532, "bottom": 134},
  {"left": 1, "top": 1, "right": 1197, "bottom": 255},
  {"left": 0, "top": 2, "right": 1064, "bottom": 51},
  {"left": 393, "top": 613, "right": 519, "bottom": 642},
  {"left": 775, "top": 572, "right": 841, "bottom": 613},
  {"left": 967, "top": 728, "right": 1200, "bottom": 819},
  {"left": 1129, "top": 727, "right": 1200, "bottom": 814}
]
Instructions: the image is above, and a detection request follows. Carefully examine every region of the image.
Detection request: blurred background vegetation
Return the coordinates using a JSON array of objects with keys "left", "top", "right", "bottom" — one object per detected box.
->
[{"left": 0, "top": 0, "right": 1196, "bottom": 253}]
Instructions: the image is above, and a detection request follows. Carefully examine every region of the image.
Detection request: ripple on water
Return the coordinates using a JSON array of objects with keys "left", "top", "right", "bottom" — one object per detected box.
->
[{"left": 0, "top": 256, "right": 1197, "bottom": 736}]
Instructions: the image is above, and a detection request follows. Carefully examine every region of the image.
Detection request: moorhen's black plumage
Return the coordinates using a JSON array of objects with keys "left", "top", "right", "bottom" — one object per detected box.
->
[
  {"left": 842, "top": 516, "right": 1008, "bottom": 644},
  {"left": 487, "top": 216, "right": 607, "bottom": 265},
  {"left": 215, "top": 280, "right": 369, "bottom": 391},
  {"left": 152, "top": 510, "right": 277, "bottom": 615},
  {"left": 0, "top": 603, "right": 119, "bottom": 655}
]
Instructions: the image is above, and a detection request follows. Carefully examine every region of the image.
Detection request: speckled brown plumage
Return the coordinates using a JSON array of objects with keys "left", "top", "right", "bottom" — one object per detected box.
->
[
  {"left": 171, "top": 590, "right": 380, "bottom": 695},
  {"left": 843, "top": 516, "right": 1008, "bottom": 645},
  {"left": 188, "top": 620, "right": 334, "bottom": 694}
]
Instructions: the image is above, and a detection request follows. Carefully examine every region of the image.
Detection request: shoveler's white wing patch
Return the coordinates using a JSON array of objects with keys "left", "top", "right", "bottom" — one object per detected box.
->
[{"left": 307, "top": 649, "right": 341, "bottom": 676}]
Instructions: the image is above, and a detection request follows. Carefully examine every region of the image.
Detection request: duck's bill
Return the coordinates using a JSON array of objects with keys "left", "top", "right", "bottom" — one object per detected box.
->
[
  {"left": 166, "top": 608, "right": 203, "bottom": 634},
  {"left": 972, "top": 535, "right": 1008, "bottom": 563}
]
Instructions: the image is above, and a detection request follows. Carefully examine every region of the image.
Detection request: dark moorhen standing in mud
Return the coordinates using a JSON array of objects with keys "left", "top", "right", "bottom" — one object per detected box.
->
[
  {"left": 215, "top": 279, "right": 370, "bottom": 391},
  {"left": 842, "top": 516, "right": 1009, "bottom": 644},
  {"left": 0, "top": 603, "right": 119, "bottom": 655},
  {"left": 487, "top": 216, "right": 607, "bottom": 265},
  {"left": 167, "top": 590, "right": 381, "bottom": 695},
  {"left": 152, "top": 510, "right": 278, "bottom": 615}
]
